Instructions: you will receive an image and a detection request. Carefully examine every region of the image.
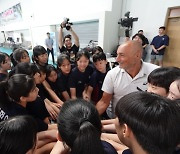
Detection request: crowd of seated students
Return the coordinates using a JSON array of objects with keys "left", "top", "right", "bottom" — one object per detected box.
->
[
  {"left": 0, "top": 43, "right": 113, "bottom": 152},
  {"left": 0, "top": 28, "right": 180, "bottom": 154}
]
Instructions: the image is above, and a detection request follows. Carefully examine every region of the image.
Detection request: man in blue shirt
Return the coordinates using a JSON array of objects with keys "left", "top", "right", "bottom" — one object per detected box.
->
[{"left": 150, "top": 26, "right": 169, "bottom": 66}]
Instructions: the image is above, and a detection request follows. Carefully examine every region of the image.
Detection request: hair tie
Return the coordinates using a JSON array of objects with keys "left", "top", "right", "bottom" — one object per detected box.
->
[{"left": 79, "top": 118, "right": 89, "bottom": 126}]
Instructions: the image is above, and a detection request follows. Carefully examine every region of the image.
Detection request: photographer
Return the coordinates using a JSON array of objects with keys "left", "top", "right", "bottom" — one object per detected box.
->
[{"left": 59, "top": 19, "right": 79, "bottom": 63}]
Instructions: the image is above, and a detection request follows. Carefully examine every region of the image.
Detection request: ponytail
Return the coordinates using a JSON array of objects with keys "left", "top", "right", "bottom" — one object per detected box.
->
[
  {"left": 57, "top": 99, "right": 105, "bottom": 154},
  {"left": 72, "top": 120, "right": 104, "bottom": 154}
]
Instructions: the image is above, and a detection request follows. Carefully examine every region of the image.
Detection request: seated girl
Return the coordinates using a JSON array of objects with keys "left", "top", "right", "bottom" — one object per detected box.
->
[
  {"left": 0, "top": 52, "right": 11, "bottom": 82},
  {"left": 69, "top": 50, "right": 93, "bottom": 99},
  {"left": 0, "top": 74, "right": 57, "bottom": 131}
]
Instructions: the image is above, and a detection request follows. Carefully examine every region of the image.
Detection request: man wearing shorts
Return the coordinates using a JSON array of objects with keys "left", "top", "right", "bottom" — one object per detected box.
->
[{"left": 150, "top": 26, "right": 169, "bottom": 66}]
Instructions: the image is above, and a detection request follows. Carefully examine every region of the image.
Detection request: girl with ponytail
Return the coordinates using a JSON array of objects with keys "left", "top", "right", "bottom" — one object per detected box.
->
[{"left": 51, "top": 99, "right": 117, "bottom": 154}]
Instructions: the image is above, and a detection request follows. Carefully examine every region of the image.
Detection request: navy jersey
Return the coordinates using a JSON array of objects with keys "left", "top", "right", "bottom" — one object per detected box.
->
[
  {"left": 151, "top": 35, "right": 169, "bottom": 55},
  {"left": 89, "top": 70, "right": 108, "bottom": 103},
  {"left": 69, "top": 65, "right": 93, "bottom": 98}
]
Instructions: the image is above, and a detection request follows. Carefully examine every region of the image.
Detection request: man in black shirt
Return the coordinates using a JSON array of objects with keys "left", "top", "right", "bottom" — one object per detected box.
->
[
  {"left": 59, "top": 21, "right": 79, "bottom": 63},
  {"left": 138, "top": 30, "right": 149, "bottom": 61}
]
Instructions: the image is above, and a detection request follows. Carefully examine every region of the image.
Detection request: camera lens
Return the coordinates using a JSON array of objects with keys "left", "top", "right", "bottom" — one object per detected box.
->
[{"left": 66, "top": 25, "right": 71, "bottom": 30}]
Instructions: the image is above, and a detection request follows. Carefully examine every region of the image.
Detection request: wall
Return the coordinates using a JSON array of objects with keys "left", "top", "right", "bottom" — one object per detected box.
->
[
  {"left": 121, "top": 0, "right": 180, "bottom": 61},
  {"left": 99, "top": 0, "right": 123, "bottom": 53},
  {"left": 0, "top": 0, "right": 115, "bottom": 51}
]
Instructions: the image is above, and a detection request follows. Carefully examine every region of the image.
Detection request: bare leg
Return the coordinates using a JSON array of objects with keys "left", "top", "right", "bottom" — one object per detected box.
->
[
  {"left": 158, "top": 59, "right": 163, "bottom": 67},
  {"left": 37, "top": 129, "right": 57, "bottom": 148}
]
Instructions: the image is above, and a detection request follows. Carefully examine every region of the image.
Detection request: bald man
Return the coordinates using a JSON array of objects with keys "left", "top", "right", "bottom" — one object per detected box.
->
[{"left": 96, "top": 41, "right": 158, "bottom": 118}]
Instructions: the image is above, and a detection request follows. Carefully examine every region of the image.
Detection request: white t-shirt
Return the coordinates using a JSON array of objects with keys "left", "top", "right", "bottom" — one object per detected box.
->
[{"left": 102, "top": 62, "right": 159, "bottom": 118}]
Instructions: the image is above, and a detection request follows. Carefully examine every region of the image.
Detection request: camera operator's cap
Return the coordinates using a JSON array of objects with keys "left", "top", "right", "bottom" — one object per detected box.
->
[{"left": 47, "top": 32, "right": 50, "bottom": 34}]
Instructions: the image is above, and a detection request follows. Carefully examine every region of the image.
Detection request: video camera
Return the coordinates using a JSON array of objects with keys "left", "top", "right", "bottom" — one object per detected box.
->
[
  {"left": 118, "top": 12, "right": 138, "bottom": 28},
  {"left": 118, "top": 12, "right": 138, "bottom": 37},
  {"left": 63, "top": 18, "right": 73, "bottom": 30}
]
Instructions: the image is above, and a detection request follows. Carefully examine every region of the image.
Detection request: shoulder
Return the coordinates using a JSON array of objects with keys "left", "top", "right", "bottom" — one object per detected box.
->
[
  {"left": 106, "top": 66, "right": 121, "bottom": 76},
  {"left": 163, "top": 35, "right": 169, "bottom": 39},
  {"left": 142, "top": 62, "right": 159, "bottom": 73},
  {"left": 91, "top": 69, "right": 98, "bottom": 76},
  {"left": 101, "top": 140, "right": 118, "bottom": 154},
  {"left": 71, "top": 67, "right": 78, "bottom": 73},
  {"left": 90, "top": 70, "right": 100, "bottom": 79},
  {"left": 70, "top": 67, "right": 80, "bottom": 77},
  {"left": 103, "top": 66, "right": 123, "bottom": 85},
  {"left": 153, "top": 35, "right": 159, "bottom": 39},
  {"left": 59, "top": 45, "right": 66, "bottom": 51},
  {"left": 86, "top": 65, "right": 94, "bottom": 73},
  {"left": 0, "top": 73, "right": 7, "bottom": 82},
  {"left": 122, "top": 149, "right": 132, "bottom": 154},
  {"left": 72, "top": 44, "right": 79, "bottom": 48},
  {"left": 9, "top": 102, "right": 27, "bottom": 116},
  {"left": 71, "top": 44, "right": 79, "bottom": 51}
]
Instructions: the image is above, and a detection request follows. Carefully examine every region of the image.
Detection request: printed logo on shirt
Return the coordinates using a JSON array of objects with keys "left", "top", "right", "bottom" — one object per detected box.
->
[
  {"left": 0, "top": 108, "right": 8, "bottom": 121},
  {"left": 78, "top": 81, "right": 82, "bottom": 84}
]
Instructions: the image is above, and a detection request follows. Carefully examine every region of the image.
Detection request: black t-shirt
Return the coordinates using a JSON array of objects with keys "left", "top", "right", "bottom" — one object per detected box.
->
[
  {"left": 59, "top": 44, "right": 79, "bottom": 63},
  {"left": 46, "top": 77, "right": 64, "bottom": 101},
  {"left": 0, "top": 104, "right": 12, "bottom": 122},
  {"left": 89, "top": 70, "right": 108, "bottom": 103},
  {"left": 1, "top": 101, "right": 48, "bottom": 132},
  {"left": 142, "top": 36, "right": 149, "bottom": 47},
  {"left": 58, "top": 71, "right": 71, "bottom": 98},
  {"left": 0, "top": 73, "right": 8, "bottom": 82},
  {"left": 37, "top": 83, "right": 50, "bottom": 101},
  {"left": 69, "top": 65, "right": 93, "bottom": 98},
  {"left": 26, "top": 96, "right": 49, "bottom": 121}
]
